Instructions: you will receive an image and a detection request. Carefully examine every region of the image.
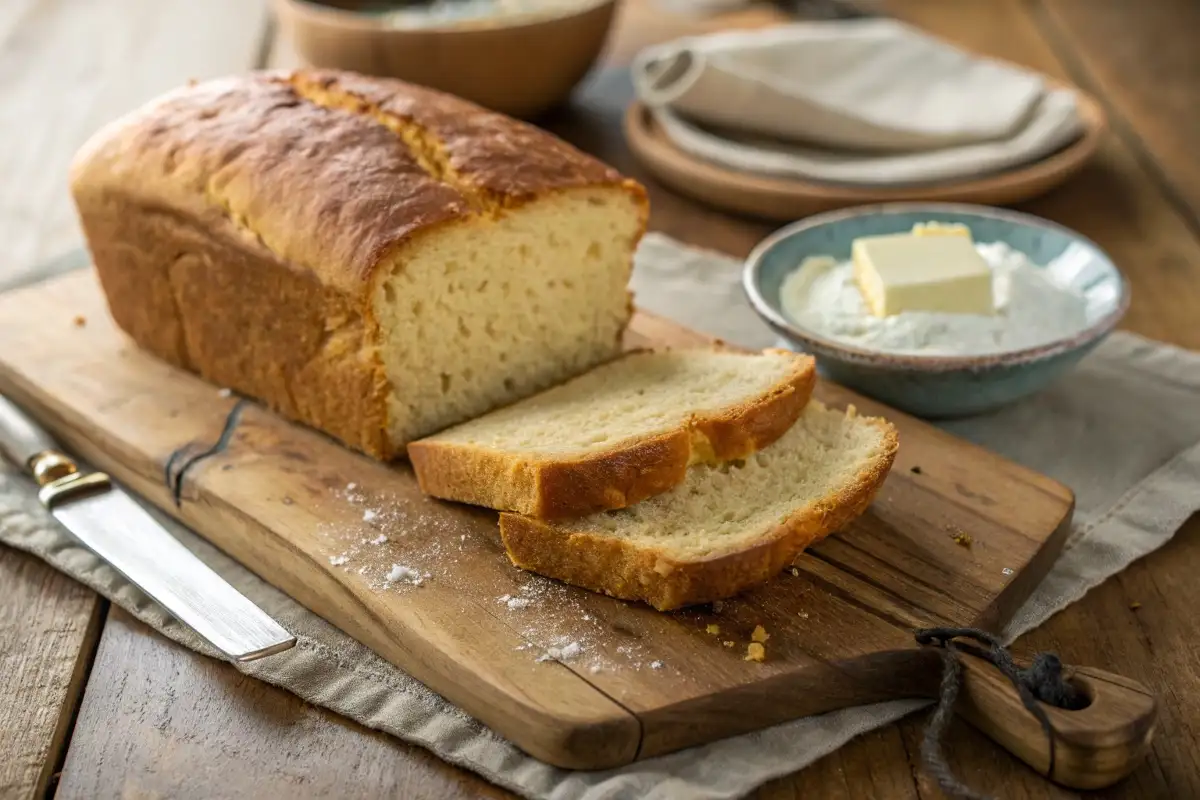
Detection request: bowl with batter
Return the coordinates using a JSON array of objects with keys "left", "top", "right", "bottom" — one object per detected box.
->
[{"left": 743, "top": 202, "right": 1130, "bottom": 417}]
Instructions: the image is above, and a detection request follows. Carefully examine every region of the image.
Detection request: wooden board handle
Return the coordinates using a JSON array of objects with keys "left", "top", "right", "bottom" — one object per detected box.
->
[{"left": 954, "top": 649, "right": 1157, "bottom": 790}]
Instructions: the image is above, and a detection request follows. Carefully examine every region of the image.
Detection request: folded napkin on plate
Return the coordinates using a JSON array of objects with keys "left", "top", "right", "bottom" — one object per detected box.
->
[{"left": 632, "top": 19, "right": 1085, "bottom": 185}]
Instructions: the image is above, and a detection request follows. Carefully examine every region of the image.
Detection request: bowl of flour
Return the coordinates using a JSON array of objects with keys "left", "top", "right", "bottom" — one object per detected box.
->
[{"left": 743, "top": 203, "right": 1129, "bottom": 417}]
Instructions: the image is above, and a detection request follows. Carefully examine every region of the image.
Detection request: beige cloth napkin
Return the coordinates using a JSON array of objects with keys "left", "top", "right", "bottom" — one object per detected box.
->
[
  {"left": 3, "top": 236, "right": 1200, "bottom": 799},
  {"left": 632, "top": 20, "right": 1085, "bottom": 185}
]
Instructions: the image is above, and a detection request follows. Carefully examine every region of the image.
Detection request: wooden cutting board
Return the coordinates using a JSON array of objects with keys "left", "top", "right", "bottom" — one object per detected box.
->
[{"left": 0, "top": 269, "right": 1075, "bottom": 770}]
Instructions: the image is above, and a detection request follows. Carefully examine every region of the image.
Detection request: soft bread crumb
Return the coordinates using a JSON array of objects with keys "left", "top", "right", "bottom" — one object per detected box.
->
[
  {"left": 723, "top": 641, "right": 735, "bottom": 648},
  {"left": 745, "top": 643, "right": 766, "bottom": 662},
  {"left": 706, "top": 624, "right": 720, "bottom": 635},
  {"left": 498, "top": 400, "right": 898, "bottom": 611},
  {"left": 751, "top": 625, "right": 770, "bottom": 643},
  {"left": 374, "top": 189, "right": 642, "bottom": 448}
]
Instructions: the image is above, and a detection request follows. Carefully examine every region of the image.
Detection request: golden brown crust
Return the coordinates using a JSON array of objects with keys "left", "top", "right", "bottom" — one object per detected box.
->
[
  {"left": 69, "top": 69, "right": 645, "bottom": 458},
  {"left": 498, "top": 416, "right": 899, "bottom": 611},
  {"left": 407, "top": 350, "right": 817, "bottom": 519}
]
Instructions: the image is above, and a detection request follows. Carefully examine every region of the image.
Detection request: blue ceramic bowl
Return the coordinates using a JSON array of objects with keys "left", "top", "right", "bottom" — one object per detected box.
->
[{"left": 743, "top": 203, "right": 1130, "bottom": 418}]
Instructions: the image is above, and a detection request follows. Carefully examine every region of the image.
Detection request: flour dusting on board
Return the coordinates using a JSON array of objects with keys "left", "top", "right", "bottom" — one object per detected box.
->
[
  {"left": 313, "top": 482, "right": 676, "bottom": 674},
  {"left": 314, "top": 483, "right": 468, "bottom": 593}
]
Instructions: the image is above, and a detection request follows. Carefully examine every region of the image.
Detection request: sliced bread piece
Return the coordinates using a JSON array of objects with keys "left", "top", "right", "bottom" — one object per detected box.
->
[
  {"left": 408, "top": 348, "right": 816, "bottom": 519},
  {"left": 499, "top": 400, "right": 898, "bottom": 610}
]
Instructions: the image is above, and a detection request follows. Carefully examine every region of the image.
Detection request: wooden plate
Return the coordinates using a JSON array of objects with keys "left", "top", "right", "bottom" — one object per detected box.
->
[{"left": 624, "top": 85, "right": 1107, "bottom": 221}]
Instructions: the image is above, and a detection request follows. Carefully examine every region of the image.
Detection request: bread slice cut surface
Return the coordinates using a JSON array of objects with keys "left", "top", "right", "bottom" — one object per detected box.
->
[
  {"left": 408, "top": 348, "right": 816, "bottom": 519},
  {"left": 499, "top": 400, "right": 898, "bottom": 610}
]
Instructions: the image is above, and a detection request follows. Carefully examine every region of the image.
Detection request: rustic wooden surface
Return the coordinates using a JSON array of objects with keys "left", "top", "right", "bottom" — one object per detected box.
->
[
  {"left": 0, "top": 269, "right": 1082, "bottom": 772},
  {"left": 0, "top": 0, "right": 1196, "bottom": 798},
  {"left": 0, "top": 2, "right": 269, "bottom": 797}
]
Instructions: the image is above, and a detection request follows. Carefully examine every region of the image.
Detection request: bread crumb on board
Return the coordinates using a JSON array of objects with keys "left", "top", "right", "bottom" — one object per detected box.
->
[
  {"left": 72, "top": 315, "right": 86, "bottom": 327},
  {"left": 745, "top": 643, "right": 766, "bottom": 662},
  {"left": 751, "top": 625, "right": 770, "bottom": 644},
  {"left": 950, "top": 530, "right": 973, "bottom": 548},
  {"left": 706, "top": 624, "right": 720, "bottom": 635},
  {"left": 1130, "top": 601, "right": 1142, "bottom": 611},
  {"left": 723, "top": 640, "right": 735, "bottom": 648}
]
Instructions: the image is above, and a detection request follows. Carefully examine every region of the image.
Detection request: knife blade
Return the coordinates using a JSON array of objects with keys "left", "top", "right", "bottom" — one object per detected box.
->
[{"left": 0, "top": 393, "right": 295, "bottom": 662}]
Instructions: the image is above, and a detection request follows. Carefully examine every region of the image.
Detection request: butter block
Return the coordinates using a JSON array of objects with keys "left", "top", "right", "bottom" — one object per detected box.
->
[
  {"left": 912, "top": 221, "right": 972, "bottom": 238},
  {"left": 852, "top": 233, "right": 995, "bottom": 317}
]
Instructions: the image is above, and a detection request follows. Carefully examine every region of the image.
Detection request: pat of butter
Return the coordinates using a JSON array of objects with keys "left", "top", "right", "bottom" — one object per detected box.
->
[
  {"left": 852, "top": 233, "right": 995, "bottom": 317},
  {"left": 911, "top": 221, "right": 972, "bottom": 238}
]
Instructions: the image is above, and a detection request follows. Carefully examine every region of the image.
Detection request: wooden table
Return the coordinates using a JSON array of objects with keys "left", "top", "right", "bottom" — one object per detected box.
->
[{"left": 2, "top": 1, "right": 1197, "bottom": 797}]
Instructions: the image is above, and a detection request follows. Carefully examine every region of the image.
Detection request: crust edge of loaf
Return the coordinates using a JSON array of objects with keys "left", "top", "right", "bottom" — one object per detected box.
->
[
  {"left": 406, "top": 350, "right": 816, "bottom": 519},
  {"left": 67, "top": 68, "right": 650, "bottom": 462},
  {"left": 497, "top": 413, "right": 899, "bottom": 611}
]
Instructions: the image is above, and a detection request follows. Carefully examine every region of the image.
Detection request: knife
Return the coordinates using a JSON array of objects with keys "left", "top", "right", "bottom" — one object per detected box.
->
[{"left": 0, "top": 393, "right": 296, "bottom": 662}]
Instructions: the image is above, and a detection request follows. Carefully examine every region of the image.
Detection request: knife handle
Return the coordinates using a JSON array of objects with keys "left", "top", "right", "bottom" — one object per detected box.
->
[{"left": 0, "top": 393, "right": 58, "bottom": 470}]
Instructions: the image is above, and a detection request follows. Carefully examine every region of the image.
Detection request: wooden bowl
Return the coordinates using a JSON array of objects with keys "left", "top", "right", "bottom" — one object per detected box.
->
[
  {"left": 624, "top": 81, "right": 1107, "bottom": 220},
  {"left": 272, "top": 0, "right": 617, "bottom": 118}
]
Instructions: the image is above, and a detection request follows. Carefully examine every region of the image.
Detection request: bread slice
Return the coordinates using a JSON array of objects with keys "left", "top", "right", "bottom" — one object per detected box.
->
[
  {"left": 408, "top": 348, "right": 816, "bottom": 519},
  {"left": 499, "top": 400, "right": 898, "bottom": 610}
]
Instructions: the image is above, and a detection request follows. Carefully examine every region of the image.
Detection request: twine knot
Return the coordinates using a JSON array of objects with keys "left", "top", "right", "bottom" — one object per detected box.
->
[{"left": 914, "top": 627, "right": 1088, "bottom": 800}]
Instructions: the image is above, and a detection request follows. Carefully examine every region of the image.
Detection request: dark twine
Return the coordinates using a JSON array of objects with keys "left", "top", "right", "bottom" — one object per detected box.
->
[
  {"left": 914, "top": 627, "right": 1090, "bottom": 800},
  {"left": 163, "top": 399, "right": 247, "bottom": 507}
]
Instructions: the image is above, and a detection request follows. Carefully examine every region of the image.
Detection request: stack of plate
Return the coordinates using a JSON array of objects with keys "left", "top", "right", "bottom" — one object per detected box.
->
[{"left": 626, "top": 19, "right": 1105, "bottom": 219}]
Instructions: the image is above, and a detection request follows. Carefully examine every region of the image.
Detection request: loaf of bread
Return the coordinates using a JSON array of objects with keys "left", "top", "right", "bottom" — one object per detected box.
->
[
  {"left": 69, "top": 69, "right": 648, "bottom": 459},
  {"left": 409, "top": 348, "right": 816, "bottom": 519}
]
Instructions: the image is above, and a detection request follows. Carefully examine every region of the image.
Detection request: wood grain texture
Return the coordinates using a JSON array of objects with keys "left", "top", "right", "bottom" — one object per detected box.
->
[
  {"left": 0, "top": 0, "right": 270, "bottom": 288},
  {"left": 0, "top": 548, "right": 103, "bottom": 799},
  {"left": 0, "top": 3, "right": 273, "bottom": 796},
  {"left": 0, "top": 268, "right": 1079, "bottom": 771},
  {"left": 1034, "top": 0, "right": 1200, "bottom": 234},
  {"left": 56, "top": 607, "right": 517, "bottom": 800},
  {"left": 22, "top": 0, "right": 1200, "bottom": 797},
  {"left": 954, "top": 651, "right": 1156, "bottom": 790}
]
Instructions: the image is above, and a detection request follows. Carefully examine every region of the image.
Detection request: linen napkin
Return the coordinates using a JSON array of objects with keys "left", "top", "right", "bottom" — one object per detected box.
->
[
  {"left": 632, "top": 19, "right": 1085, "bottom": 185},
  {"left": 3, "top": 236, "right": 1199, "bottom": 800}
]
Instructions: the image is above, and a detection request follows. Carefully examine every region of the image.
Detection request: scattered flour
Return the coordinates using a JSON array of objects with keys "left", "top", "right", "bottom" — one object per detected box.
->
[
  {"left": 538, "top": 641, "right": 583, "bottom": 662},
  {"left": 779, "top": 242, "right": 1091, "bottom": 356},
  {"left": 329, "top": 554, "right": 349, "bottom": 566},
  {"left": 217, "top": 387, "right": 232, "bottom": 398},
  {"left": 314, "top": 485, "right": 681, "bottom": 674},
  {"left": 363, "top": 509, "right": 379, "bottom": 523},
  {"left": 650, "top": 660, "right": 664, "bottom": 670},
  {"left": 385, "top": 564, "right": 423, "bottom": 586}
]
